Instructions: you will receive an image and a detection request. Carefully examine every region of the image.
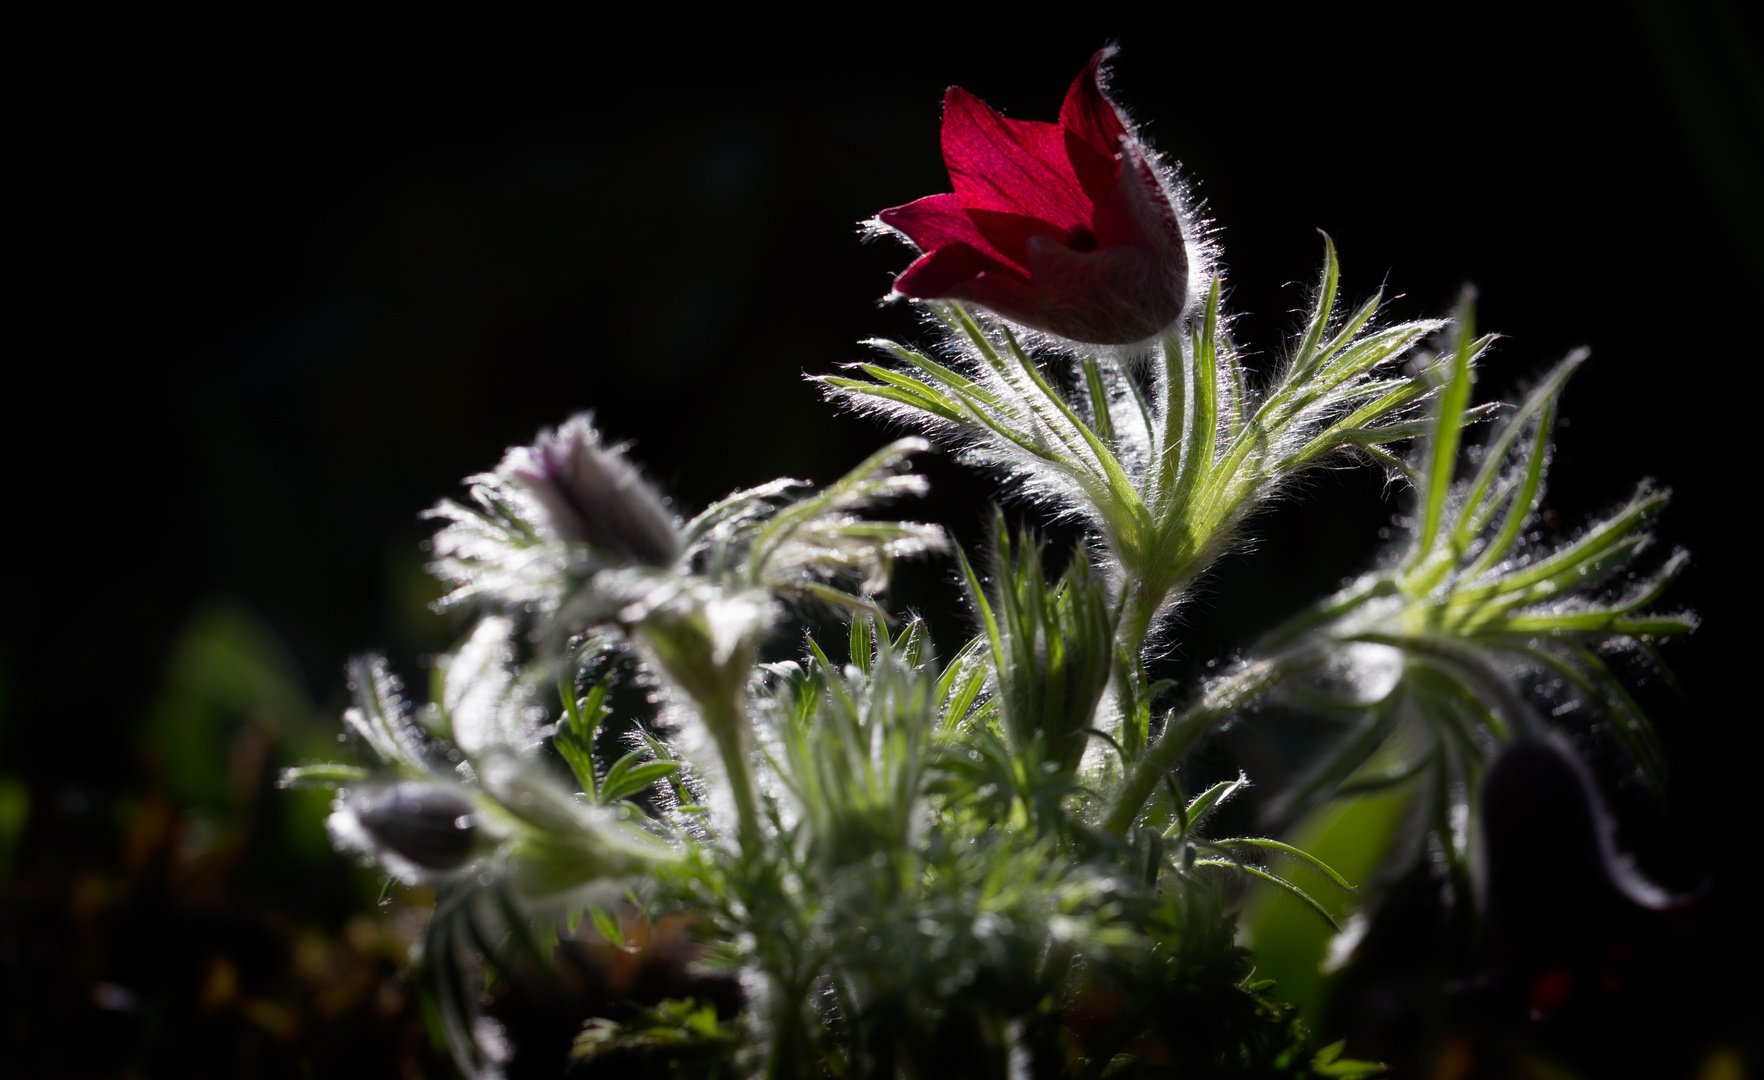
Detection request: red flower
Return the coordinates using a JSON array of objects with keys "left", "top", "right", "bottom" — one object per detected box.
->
[{"left": 876, "top": 49, "right": 1189, "bottom": 345}]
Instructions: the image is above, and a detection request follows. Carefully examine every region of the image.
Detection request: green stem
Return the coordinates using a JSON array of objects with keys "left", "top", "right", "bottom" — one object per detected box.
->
[
  {"left": 702, "top": 693, "right": 765, "bottom": 858},
  {"left": 1118, "top": 580, "right": 1161, "bottom": 669},
  {"left": 1102, "top": 656, "right": 1292, "bottom": 835},
  {"left": 1110, "top": 580, "right": 1162, "bottom": 756}
]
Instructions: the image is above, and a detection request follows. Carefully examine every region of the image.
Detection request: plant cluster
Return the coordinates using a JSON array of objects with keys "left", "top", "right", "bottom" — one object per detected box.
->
[{"left": 286, "top": 49, "right": 1691, "bottom": 1078}]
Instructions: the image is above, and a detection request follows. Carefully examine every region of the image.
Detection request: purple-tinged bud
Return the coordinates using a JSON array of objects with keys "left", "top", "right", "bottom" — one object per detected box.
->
[
  {"left": 336, "top": 782, "right": 480, "bottom": 872},
  {"left": 501, "top": 414, "right": 682, "bottom": 568}
]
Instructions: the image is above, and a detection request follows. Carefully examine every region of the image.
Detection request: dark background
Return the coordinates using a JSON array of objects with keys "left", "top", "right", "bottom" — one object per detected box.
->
[{"left": 5, "top": 4, "right": 1761, "bottom": 1076}]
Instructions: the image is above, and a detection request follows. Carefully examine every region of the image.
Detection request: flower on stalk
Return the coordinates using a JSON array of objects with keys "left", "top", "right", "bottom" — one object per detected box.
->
[{"left": 874, "top": 48, "right": 1191, "bottom": 345}]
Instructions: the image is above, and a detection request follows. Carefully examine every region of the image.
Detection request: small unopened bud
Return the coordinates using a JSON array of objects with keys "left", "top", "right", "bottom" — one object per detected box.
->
[
  {"left": 501, "top": 414, "right": 681, "bottom": 568},
  {"left": 343, "top": 782, "right": 480, "bottom": 871}
]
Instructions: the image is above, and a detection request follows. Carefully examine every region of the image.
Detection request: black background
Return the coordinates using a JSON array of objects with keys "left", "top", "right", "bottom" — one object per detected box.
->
[{"left": 7, "top": 3, "right": 1761, "bottom": 1074}]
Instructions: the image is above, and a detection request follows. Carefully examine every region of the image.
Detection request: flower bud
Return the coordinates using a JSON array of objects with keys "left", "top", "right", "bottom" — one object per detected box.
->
[
  {"left": 500, "top": 414, "right": 682, "bottom": 568},
  {"left": 332, "top": 782, "right": 480, "bottom": 873}
]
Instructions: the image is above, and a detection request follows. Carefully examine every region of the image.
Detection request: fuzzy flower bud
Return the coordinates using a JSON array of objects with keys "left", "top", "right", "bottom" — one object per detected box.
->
[
  {"left": 330, "top": 782, "right": 481, "bottom": 876},
  {"left": 500, "top": 414, "right": 682, "bottom": 568},
  {"left": 874, "top": 48, "right": 1189, "bottom": 345}
]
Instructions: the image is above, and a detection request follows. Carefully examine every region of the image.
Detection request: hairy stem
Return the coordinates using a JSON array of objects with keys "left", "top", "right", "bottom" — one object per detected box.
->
[
  {"left": 1103, "top": 655, "right": 1293, "bottom": 835},
  {"left": 1118, "top": 580, "right": 1162, "bottom": 670},
  {"left": 702, "top": 693, "right": 765, "bottom": 857}
]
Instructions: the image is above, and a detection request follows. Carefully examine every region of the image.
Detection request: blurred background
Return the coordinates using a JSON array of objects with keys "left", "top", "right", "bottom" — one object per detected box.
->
[{"left": 5, "top": 4, "right": 1760, "bottom": 1076}]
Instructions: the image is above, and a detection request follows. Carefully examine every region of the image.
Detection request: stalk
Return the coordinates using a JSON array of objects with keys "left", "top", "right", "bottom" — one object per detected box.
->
[
  {"left": 1103, "top": 656, "right": 1293, "bottom": 835},
  {"left": 1116, "top": 579, "right": 1162, "bottom": 670},
  {"left": 701, "top": 691, "right": 765, "bottom": 858}
]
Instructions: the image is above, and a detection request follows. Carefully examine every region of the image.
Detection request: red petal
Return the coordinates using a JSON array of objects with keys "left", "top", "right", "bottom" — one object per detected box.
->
[
  {"left": 1060, "top": 48, "right": 1128, "bottom": 159},
  {"left": 940, "top": 86, "right": 1091, "bottom": 230},
  {"left": 1089, "top": 149, "right": 1181, "bottom": 253},
  {"left": 892, "top": 241, "right": 1016, "bottom": 297},
  {"left": 878, "top": 194, "right": 1017, "bottom": 267},
  {"left": 892, "top": 242, "right": 1040, "bottom": 326},
  {"left": 964, "top": 208, "right": 1070, "bottom": 271},
  {"left": 1065, "top": 129, "right": 1121, "bottom": 206}
]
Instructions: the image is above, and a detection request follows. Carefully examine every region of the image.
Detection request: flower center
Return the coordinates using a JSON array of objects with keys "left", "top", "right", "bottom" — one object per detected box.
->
[{"left": 1066, "top": 224, "right": 1098, "bottom": 252}]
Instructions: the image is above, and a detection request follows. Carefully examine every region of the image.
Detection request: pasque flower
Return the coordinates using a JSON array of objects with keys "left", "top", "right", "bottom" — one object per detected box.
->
[{"left": 876, "top": 48, "right": 1189, "bottom": 345}]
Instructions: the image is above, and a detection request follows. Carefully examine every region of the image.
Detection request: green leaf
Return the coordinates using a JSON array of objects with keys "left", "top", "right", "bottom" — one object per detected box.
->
[
  {"left": 936, "top": 635, "right": 991, "bottom": 734},
  {"left": 1312, "top": 1038, "right": 1387, "bottom": 1078},
  {"left": 1454, "top": 350, "right": 1584, "bottom": 557},
  {"left": 1222, "top": 330, "right": 1250, "bottom": 442},
  {"left": 680, "top": 477, "right": 803, "bottom": 546},
  {"left": 572, "top": 998, "right": 738, "bottom": 1063},
  {"left": 342, "top": 655, "right": 430, "bottom": 777},
  {"left": 872, "top": 339, "right": 1008, "bottom": 410},
  {"left": 746, "top": 437, "right": 928, "bottom": 581},
  {"left": 589, "top": 905, "right": 624, "bottom": 947},
  {"left": 1288, "top": 234, "right": 1341, "bottom": 384},
  {"left": 1462, "top": 392, "right": 1557, "bottom": 578},
  {"left": 555, "top": 671, "right": 611, "bottom": 797},
  {"left": 598, "top": 754, "right": 682, "bottom": 804},
  {"left": 856, "top": 363, "right": 966, "bottom": 410},
  {"left": 1313, "top": 318, "right": 1439, "bottom": 398},
  {"left": 1159, "top": 283, "right": 1225, "bottom": 513},
  {"left": 1314, "top": 291, "right": 1382, "bottom": 373},
  {"left": 1411, "top": 293, "right": 1480, "bottom": 564},
  {"left": 799, "top": 582, "right": 889, "bottom": 619},
  {"left": 276, "top": 763, "right": 370, "bottom": 789},
  {"left": 849, "top": 615, "right": 874, "bottom": 674},
  {"left": 1193, "top": 859, "right": 1341, "bottom": 930},
  {"left": 892, "top": 617, "right": 928, "bottom": 667},
  {"left": 1166, "top": 773, "right": 1247, "bottom": 839},
  {"left": 997, "top": 323, "right": 1146, "bottom": 521},
  {"left": 825, "top": 378, "right": 967, "bottom": 426},
  {"left": 1448, "top": 485, "right": 1666, "bottom": 613},
  {"left": 1315, "top": 379, "right": 1429, "bottom": 440},
  {"left": 1081, "top": 357, "right": 1116, "bottom": 443},
  {"left": 1191, "top": 281, "right": 1221, "bottom": 479},
  {"left": 1205, "top": 837, "right": 1357, "bottom": 894},
  {"left": 956, "top": 544, "right": 1004, "bottom": 672}
]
